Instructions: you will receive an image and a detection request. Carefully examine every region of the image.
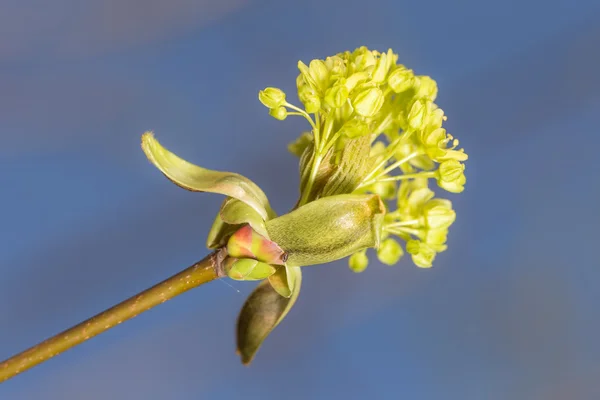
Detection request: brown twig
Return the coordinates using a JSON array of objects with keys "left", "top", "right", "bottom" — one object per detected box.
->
[{"left": 0, "top": 248, "right": 227, "bottom": 383}]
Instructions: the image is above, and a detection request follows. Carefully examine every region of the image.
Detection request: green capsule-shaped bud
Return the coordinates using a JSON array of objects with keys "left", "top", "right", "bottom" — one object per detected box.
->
[
  {"left": 377, "top": 238, "right": 404, "bottom": 265},
  {"left": 269, "top": 106, "right": 288, "bottom": 120},
  {"left": 348, "top": 250, "right": 369, "bottom": 273},
  {"left": 338, "top": 118, "right": 370, "bottom": 139},
  {"left": 259, "top": 87, "right": 286, "bottom": 109},
  {"left": 387, "top": 67, "right": 415, "bottom": 93},
  {"left": 324, "top": 84, "right": 349, "bottom": 108},
  {"left": 227, "top": 225, "right": 287, "bottom": 265},
  {"left": 226, "top": 257, "right": 277, "bottom": 281},
  {"left": 352, "top": 88, "right": 384, "bottom": 117},
  {"left": 266, "top": 194, "right": 386, "bottom": 267}
]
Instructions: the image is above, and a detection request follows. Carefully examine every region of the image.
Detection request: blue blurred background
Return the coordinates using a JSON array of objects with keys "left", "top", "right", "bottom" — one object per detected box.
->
[{"left": 1, "top": 0, "right": 599, "bottom": 398}]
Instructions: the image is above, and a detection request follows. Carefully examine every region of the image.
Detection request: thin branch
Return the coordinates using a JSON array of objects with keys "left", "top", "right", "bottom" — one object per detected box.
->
[{"left": 0, "top": 249, "right": 227, "bottom": 383}]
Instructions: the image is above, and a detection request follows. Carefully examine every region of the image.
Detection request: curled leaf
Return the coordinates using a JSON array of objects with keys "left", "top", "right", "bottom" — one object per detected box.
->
[
  {"left": 220, "top": 197, "right": 269, "bottom": 238},
  {"left": 141, "top": 132, "right": 275, "bottom": 220},
  {"left": 266, "top": 194, "right": 386, "bottom": 267},
  {"left": 268, "top": 265, "right": 299, "bottom": 298},
  {"left": 236, "top": 267, "right": 302, "bottom": 364},
  {"left": 206, "top": 209, "right": 239, "bottom": 249}
]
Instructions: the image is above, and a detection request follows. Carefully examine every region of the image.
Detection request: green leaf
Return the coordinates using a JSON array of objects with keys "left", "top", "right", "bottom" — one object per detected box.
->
[
  {"left": 206, "top": 207, "right": 239, "bottom": 249},
  {"left": 268, "top": 266, "right": 299, "bottom": 298},
  {"left": 141, "top": 132, "right": 275, "bottom": 220},
  {"left": 236, "top": 267, "right": 302, "bottom": 364},
  {"left": 220, "top": 197, "right": 270, "bottom": 238},
  {"left": 266, "top": 194, "right": 386, "bottom": 267}
]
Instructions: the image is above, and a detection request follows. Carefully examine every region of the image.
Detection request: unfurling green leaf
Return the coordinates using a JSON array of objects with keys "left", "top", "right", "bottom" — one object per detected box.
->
[
  {"left": 207, "top": 197, "right": 272, "bottom": 249},
  {"left": 236, "top": 267, "right": 302, "bottom": 364},
  {"left": 220, "top": 198, "right": 269, "bottom": 238},
  {"left": 268, "top": 266, "right": 299, "bottom": 298},
  {"left": 206, "top": 208, "right": 240, "bottom": 249},
  {"left": 266, "top": 194, "right": 386, "bottom": 267},
  {"left": 225, "top": 257, "right": 277, "bottom": 281},
  {"left": 141, "top": 132, "right": 275, "bottom": 220}
]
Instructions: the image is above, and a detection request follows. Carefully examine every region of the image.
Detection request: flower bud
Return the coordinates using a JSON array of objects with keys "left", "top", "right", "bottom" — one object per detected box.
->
[
  {"left": 352, "top": 87, "right": 384, "bottom": 117},
  {"left": 269, "top": 106, "right": 288, "bottom": 120},
  {"left": 387, "top": 67, "right": 414, "bottom": 93},
  {"left": 438, "top": 160, "right": 465, "bottom": 183},
  {"left": 371, "top": 51, "right": 390, "bottom": 83},
  {"left": 348, "top": 250, "right": 369, "bottom": 273},
  {"left": 406, "top": 240, "right": 436, "bottom": 268},
  {"left": 416, "top": 76, "right": 438, "bottom": 100},
  {"left": 258, "top": 87, "right": 286, "bottom": 109},
  {"left": 309, "top": 59, "right": 330, "bottom": 92},
  {"left": 424, "top": 228, "right": 448, "bottom": 252},
  {"left": 407, "top": 99, "right": 430, "bottom": 130},
  {"left": 423, "top": 199, "right": 456, "bottom": 230},
  {"left": 324, "top": 84, "right": 349, "bottom": 108},
  {"left": 437, "top": 173, "right": 466, "bottom": 193},
  {"left": 344, "top": 72, "right": 369, "bottom": 92},
  {"left": 325, "top": 55, "right": 347, "bottom": 78},
  {"left": 299, "top": 85, "right": 321, "bottom": 113},
  {"left": 377, "top": 238, "right": 404, "bottom": 265}
]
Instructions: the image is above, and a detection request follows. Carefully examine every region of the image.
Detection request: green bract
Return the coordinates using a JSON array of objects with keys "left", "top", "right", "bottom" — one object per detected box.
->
[
  {"left": 266, "top": 194, "right": 385, "bottom": 267},
  {"left": 143, "top": 45, "right": 469, "bottom": 366}
]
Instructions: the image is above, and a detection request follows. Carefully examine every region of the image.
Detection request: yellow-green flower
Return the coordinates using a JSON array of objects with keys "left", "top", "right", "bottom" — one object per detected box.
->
[
  {"left": 259, "top": 87, "right": 286, "bottom": 109},
  {"left": 257, "top": 46, "right": 468, "bottom": 270}
]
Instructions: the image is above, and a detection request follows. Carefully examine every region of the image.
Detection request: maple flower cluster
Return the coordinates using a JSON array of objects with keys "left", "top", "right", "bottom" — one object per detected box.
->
[{"left": 259, "top": 46, "right": 468, "bottom": 269}]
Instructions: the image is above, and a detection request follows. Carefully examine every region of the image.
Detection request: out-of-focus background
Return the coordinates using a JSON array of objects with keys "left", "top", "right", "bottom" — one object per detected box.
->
[{"left": 1, "top": 0, "right": 599, "bottom": 398}]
